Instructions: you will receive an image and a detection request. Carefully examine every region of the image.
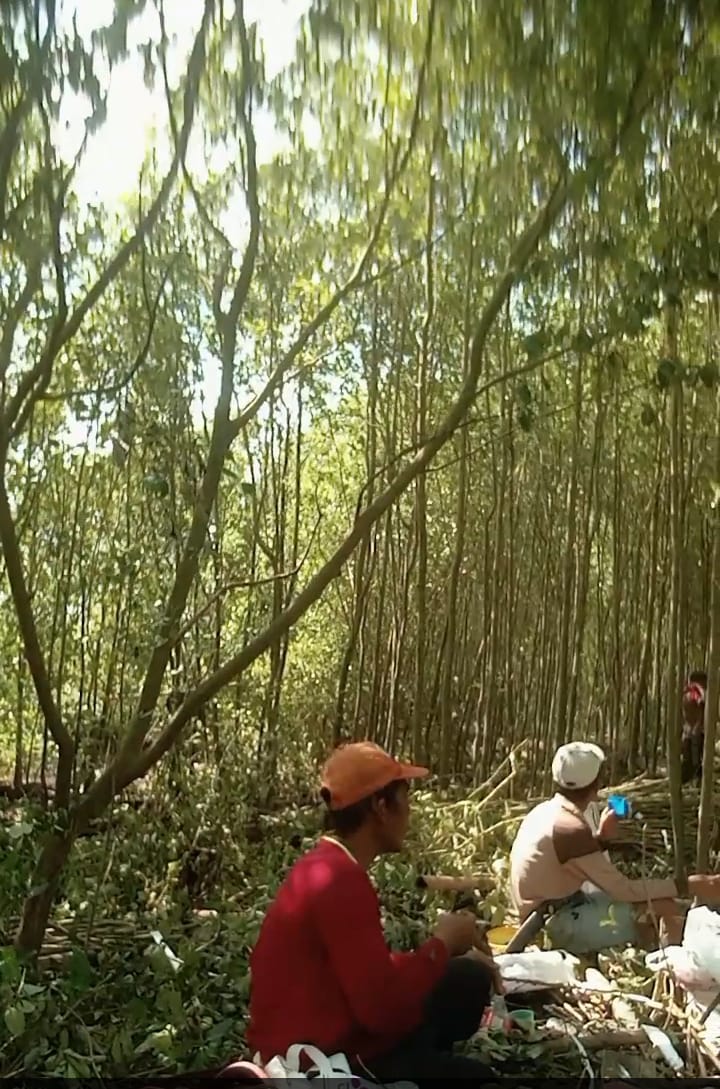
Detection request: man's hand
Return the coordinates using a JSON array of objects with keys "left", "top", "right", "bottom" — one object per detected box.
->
[
  {"left": 472, "top": 924, "right": 493, "bottom": 958},
  {"left": 688, "top": 874, "right": 720, "bottom": 903},
  {"left": 433, "top": 912, "right": 477, "bottom": 957},
  {"left": 467, "top": 946, "right": 505, "bottom": 994},
  {"left": 598, "top": 806, "right": 621, "bottom": 840}
]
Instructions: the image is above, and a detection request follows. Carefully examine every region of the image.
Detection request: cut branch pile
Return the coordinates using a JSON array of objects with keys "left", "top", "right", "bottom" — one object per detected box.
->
[
  {"left": 418, "top": 768, "right": 720, "bottom": 1077},
  {"left": 606, "top": 775, "right": 720, "bottom": 861},
  {"left": 472, "top": 958, "right": 720, "bottom": 1079},
  {"left": 0, "top": 912, "right": 218, "bottom": 972},
  {"left": 454, "top": 768, "right": 720, "bottom": 867}
]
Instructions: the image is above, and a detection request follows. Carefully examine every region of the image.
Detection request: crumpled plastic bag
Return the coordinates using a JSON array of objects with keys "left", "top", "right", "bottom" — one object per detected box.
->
[
  {"left": 495, "top": 949, "right": 580, "bottom": 992},
  {"left": 645, "top": 945, "right": 717, "bottom": 990},
  {"left": 682, "top": 906, "right": 720, "bottom": 984},
  {"left": 645, "top": 906, "right": 720, "bottom": 989}
]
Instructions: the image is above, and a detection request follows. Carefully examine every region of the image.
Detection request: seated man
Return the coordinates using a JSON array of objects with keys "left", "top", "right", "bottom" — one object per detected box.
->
[
  {"left": 510, "top": 740, "right": 720, "bottom": 954},
  {"left": 248, "top": 741, "right": 497, "bottom": 1081}
]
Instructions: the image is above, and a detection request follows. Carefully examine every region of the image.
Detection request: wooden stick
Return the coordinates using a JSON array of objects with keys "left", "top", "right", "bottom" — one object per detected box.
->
[
  {"left": 545, "top": 1029, "right": 649, "bottom": 1052},
  {"left": 698, "top": 987, "right": 720, "bottom": 1025},
  {"left": 416, "top": 873, "right": 495, "bottom": 892},
  {"left": 442, "top": 740, "right": 528, "bottom": 803}
]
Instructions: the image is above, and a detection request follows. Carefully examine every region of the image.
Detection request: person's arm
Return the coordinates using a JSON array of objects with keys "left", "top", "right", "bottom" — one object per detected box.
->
[
  {"left": 311, "top": 864, "right": 448, "bottom": 1037},
  {"left": 566, "top": 850, "right": 678, "bottom": 903},
  {"left": 554, "top": 811, "right": 677, "bottom": 904},
  {"left": 593, "top": 810, "right": 617, "bottom": 853}
]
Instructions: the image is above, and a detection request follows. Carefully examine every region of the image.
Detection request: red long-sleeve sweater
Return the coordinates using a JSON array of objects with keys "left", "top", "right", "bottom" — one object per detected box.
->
[{"left": 247, "top": 837, "right": 448, "bottom": 1065}]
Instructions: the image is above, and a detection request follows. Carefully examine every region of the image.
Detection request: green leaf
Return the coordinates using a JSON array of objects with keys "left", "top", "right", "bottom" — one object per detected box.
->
[
  {"left": 700, "top": 362, "right": 719, "bottom": 389},
  {"left": 207, "top": 1016, "right": 236, "bottom": 1041},
  {"left": 157, "top": 984, "right": 184, "bottom": 1021},
  {"left": 20, "top": 982, "right": 45, "bottom": 997},
  {"left": 6, "top": 821, "right": 33, "bottom": 841},
  {"left": 624, "top": 307, "right": 644, "bottom": 334},
  {"left": 515, "top": 382, "right": 532, "bottom": 407},
  {"left": 521, "top": 331, "right": 547, "bottom": 359},
  {"left": 4, "top": 1005, "right": 26, "bottom": 1038},
  {"left": 655, "top": 357, "right": 679, "bottom": 390},
  {"left": 571, "top": 327, "right": 594, "bottom": 353},
  {"left": 0, "top": 947, "right": 21, "bottom": 985},
  {"left": 143, "top": 473, "right": 170, "bottom": 498},
  {"left": 111, "top": 1030, "right": 130, "bottom": 1065},
  {"left": 518, "top": 407, "right": 534, "bottom": 433},
  {"left": 69, "top": 947, "right": 94, "bottom": 991},
  {"left": 135, "top": 1026, "right": 174, "bottom": 1056}
]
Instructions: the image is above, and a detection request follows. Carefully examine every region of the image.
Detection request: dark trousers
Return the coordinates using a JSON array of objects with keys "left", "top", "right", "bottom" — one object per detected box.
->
[
  {"left": 681, "top": 729, "right": 703, "bottom": 783},
  {"left": 356, "top": 956, "right": 495, "bottom": 1082}
]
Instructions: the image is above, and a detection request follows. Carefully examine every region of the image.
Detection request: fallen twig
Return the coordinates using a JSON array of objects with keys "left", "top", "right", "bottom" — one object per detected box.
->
[
  {"left": 416, "top": 873, "right": 495, "bottom": 893},
  {"left": 545, "top": 1028, "right": 649, "bottom": 1052}
]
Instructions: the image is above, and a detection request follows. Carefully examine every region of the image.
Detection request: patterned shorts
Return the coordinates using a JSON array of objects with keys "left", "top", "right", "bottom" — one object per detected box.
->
[{"left": 545, "top": 892, "right": 638, "bottom": 954}]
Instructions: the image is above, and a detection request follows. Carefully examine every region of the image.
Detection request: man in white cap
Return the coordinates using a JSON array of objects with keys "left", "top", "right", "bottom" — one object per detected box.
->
[
  {"left": 553, "top": 742, "right": 608, "bottom": 851},
  {"left": 509, "top": 741, "right": 720, "bottom": 952}
]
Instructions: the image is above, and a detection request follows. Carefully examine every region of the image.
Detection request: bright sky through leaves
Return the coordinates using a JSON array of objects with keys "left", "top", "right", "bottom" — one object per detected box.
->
[
  {"left": 56, "top": 0, "right": 310, "bottom": 210},
  {"left": 53, "top": 0, "right": 311, "bottom": 442}
]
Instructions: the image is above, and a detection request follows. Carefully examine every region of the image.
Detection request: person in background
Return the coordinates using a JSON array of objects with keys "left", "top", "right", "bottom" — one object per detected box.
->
[
  {"left": 248, "top": 742, "right": 498, "bottom": 1081},
  {"left": 681, "top": 670, "right": 707, "bottom": 785},
  {"left": 510, "top": 740, "right": 720, "bottom": 953}
]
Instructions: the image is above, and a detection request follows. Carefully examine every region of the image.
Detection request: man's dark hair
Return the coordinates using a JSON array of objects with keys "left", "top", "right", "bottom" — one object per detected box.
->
[
  {"left": 689, "top": 670, "right": 708, "bottom": 687},
  {"left": 321, "top": 779, "right": 407, "bottom": 836},
  {"left": 555, "top": 773, "right": 601, "bottom": 804}
]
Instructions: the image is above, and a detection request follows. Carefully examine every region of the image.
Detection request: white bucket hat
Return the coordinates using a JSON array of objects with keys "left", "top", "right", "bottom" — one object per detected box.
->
[{"left": 552, "top": 741, "right": 605, "bottom": 789}]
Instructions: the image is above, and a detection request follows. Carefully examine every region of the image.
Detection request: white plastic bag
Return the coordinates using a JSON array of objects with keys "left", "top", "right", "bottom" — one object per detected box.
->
[
  {"left": 645, "top": 909, "right": 720, "bottom": 989},
  {"left": 259, "top": 1044, "right": 362, "bottom": 1086},
  {"left": 645, "top": 945, "right": 717, "bottom": 990},
  {"left": 682, "top": 906, "right": 720, "bottom": 984},
  {"left": 495, "top": 949, "right": 580, "bottom": 993}
]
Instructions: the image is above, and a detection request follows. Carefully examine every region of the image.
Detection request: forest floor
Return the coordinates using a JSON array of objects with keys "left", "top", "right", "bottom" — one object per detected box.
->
[{"left": 0, "top": 770, "right": 718, "bottom": 1081}]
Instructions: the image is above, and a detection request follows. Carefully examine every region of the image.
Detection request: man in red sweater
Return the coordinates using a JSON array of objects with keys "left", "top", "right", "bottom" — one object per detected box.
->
[{"left": 248, "top": 742, "right": 496, "bottom": 1080}]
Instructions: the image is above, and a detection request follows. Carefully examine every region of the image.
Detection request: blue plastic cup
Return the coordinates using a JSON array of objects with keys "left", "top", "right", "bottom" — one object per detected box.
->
[{"left": 608, "top": 793, "right": 631, "bottom": 818}]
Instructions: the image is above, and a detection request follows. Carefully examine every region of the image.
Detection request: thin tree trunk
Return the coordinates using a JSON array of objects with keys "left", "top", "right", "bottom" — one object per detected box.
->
[
  {"left": 440, "top": 225, "right": 476, "bottom": 773},
  {"left": 665, "top": 288, "right": 686, "bottom": 879},
  {"left": 555, "top": 361, "right": 582, "bottom": 745},
  {"left": 412, "top": 170, "right": 435, "bottom": 760},
  {"left": 697, "top": 295, "right": 720, "bottom": 870}
]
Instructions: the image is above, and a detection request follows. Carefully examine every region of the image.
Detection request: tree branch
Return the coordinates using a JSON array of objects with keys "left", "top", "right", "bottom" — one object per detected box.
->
[
  {"left": 70, "top": 0, "right": 662, "bottom": 824},
  {"left": 78, "top": 0, "right": 263, "bottom": 788},
  {"left": 5, "top": 103, "right": 69, "bottom": 443},
  {"left": 220, "top": 0, "right": 261, "bottom": 358},
  {"left": 118, "top": 167, "right": 604, "bottom": 783},
  {"left": 0, "top": 259, "right": 43, "bottom": 384},
  {"left": 0, "top": 4, "right": 56, "bottom": 238},
  {"left": 1, "top": 0, "right": 214, "bottom": 437},
  {"left": 0, "top": 0, "right": 214, "bottom": 822},
  {"left": 0, "top": 476, "right": 74, "bottom": 806},
  {"left": 170, "top": 513, "right": 320, "bottom": 648},
  {"left": 354, "top": 331, "right": 616, "bottom": 513},
  {"left": 157, "top": 0, "right": 234, "bottom": 262},
  {"left": 226, "top": 0, "right": 438, "bottom": 441},
  {"left": 39, "top": 258, "right": 176, "bottom": 405}
]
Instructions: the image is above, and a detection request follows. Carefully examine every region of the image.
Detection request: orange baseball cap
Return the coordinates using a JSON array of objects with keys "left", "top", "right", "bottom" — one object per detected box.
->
[{"left": 321, "top": 741, "right": 429, "bottom": 810}]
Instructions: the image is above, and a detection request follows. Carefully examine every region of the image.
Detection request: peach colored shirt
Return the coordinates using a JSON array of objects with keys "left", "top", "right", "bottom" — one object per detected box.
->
[{"left": 510, "top": 793, "right": 677, "bottom": 920}]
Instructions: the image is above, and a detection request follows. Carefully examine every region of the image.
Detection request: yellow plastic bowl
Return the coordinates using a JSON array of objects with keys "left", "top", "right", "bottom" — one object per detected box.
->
[{"left": 487, "top": 924, "right": 517, "bottom": 951}]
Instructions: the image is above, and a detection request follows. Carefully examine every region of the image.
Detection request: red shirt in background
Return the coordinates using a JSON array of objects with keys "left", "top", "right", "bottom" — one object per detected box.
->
[{"left": 247, "top": 837, "right": 448, "bottom": 1065}]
